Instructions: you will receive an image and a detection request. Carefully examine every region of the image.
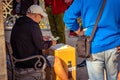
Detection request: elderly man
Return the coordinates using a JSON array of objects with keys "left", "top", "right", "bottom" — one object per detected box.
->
[{"left": 10, "top": 5, "right": 68, "bottom": 80}]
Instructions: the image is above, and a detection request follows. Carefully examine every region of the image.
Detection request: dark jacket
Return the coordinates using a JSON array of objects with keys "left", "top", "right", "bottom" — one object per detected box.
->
[{"left": 10, "top": 16, "right": 52, "bottom": 68}]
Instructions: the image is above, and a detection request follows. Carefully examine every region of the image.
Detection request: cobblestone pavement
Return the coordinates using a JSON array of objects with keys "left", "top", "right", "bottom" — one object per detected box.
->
[
  {"left": 42, "top": 30, "right": 89, "bottom": 80},
  {"left": 6, "top": 29, "right": 117, "bottom": 80},
  {"left": 5, "top": 29, "right": 89, "bottom": 80}
]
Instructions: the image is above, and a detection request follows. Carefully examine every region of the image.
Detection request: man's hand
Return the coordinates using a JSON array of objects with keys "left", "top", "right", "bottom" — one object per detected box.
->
[
  {"left": 118, "top": 46, "right": 120, "bottom": 53},
  {"left": 75, "top": 27, "right": 84, "bottom": 36},
  {"left": 52, "top": 40, "right": 57, "bottom": 46}
]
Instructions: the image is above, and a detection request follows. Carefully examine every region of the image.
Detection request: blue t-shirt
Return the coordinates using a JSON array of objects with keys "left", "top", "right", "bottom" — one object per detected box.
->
[{"left": 63, "top": 0, "right": 120, "bottom": 53}]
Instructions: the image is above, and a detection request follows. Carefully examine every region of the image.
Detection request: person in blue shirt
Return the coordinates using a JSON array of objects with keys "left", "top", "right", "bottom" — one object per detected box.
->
[{"left": 63, "top": 0, "right": 120, "bottom": 80}]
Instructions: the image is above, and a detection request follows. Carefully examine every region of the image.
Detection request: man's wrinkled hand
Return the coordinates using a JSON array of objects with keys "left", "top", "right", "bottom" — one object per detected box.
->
[
  {"left": 75, "top": 27, "right": 84, "bottom": 36},
  {"left": 118, "top": 46, "right": 120, "bottom": 53},
  {"left": 52, "top": 40, "right": 57, "bottom": 46}
]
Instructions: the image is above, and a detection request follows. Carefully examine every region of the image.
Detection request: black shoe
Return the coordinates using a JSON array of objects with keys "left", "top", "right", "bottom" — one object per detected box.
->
[{"left": 77, "top": 60, "right": 86, "bottom": 67}]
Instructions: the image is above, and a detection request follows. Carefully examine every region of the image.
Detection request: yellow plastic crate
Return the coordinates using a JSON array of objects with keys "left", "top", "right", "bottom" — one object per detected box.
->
[{"left": 49, "top": 44, "right": 76, "bottom": 80}]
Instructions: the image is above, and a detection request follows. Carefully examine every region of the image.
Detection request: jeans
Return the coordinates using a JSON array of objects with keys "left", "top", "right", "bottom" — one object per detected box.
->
[{"left": 86, "top": 47, "right": 119, "bottom": 80}]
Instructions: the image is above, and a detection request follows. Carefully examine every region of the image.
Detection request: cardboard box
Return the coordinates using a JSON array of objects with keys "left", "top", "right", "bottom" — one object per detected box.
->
[{"left": 49, "top": 44, "right": 76, "bottom": 80}]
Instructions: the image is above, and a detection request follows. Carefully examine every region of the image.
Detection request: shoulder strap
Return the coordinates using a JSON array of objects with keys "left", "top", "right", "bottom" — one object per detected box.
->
[{"left": 90, "top": 0, "right": 106, "bottom": 41}]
